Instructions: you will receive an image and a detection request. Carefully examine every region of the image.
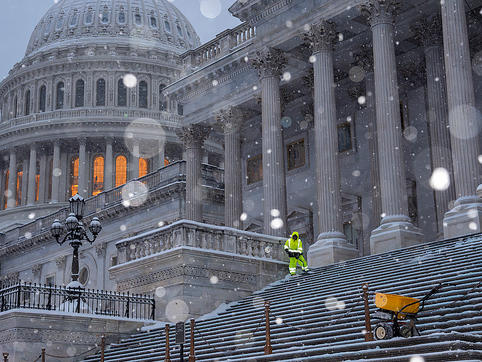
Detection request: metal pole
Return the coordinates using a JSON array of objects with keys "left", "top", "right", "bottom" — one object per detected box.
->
[
  {"left": 189, "top": 318, "right": 195, "bottom": 362},
  {"left": 100, "top": 335, "right": 105, "bottom": 362},
  {"left": 362, "top": 283, "right": 374, "bottom": 341},
  {"left": 70, "top": 241, "right": 81, "bottom": 282},
  {"left": 2, "top": 353, "right": 7, "bottom": 362},
  {"left": 41, "top": 348, "right": 45, "bottom": 362},
  {"left": 165, "top": 324, "right": 171, "bottom": 362},
  {"left": 180, "top": 344, "right": 184, "bottom": 362},
  {"left": 264, "top": 301, "right": 272, "bottom": 354}
]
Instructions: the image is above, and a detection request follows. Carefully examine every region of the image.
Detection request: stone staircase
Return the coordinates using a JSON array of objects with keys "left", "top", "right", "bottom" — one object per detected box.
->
[{"left": 82, "top": 233, "right": 482, "bottom": 361}]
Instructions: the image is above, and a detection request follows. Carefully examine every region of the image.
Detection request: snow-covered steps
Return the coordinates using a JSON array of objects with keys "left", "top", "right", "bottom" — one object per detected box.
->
[{"left": 82, "top": 233, "right": 482, "bottom": 361}]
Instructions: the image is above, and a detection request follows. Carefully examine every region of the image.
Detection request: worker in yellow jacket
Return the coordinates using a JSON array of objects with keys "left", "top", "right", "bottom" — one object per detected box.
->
[{"left": 284, "top": 231, "right": 309, "bottom": 275}]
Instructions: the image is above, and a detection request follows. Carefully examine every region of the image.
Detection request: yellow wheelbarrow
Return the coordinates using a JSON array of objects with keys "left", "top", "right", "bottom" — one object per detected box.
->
[{"left": 373, "top": 283, "right": 450, "bottom": 340}]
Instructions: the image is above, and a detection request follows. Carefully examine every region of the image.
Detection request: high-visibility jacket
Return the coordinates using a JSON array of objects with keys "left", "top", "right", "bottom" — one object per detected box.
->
[{"left": 284, "top": 231, "right": 303, "bottom": 253}]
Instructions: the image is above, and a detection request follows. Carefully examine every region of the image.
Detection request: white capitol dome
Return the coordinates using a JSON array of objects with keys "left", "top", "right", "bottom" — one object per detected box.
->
[{"left": 26, "top": 0, "right": 201, "bottom": 57}]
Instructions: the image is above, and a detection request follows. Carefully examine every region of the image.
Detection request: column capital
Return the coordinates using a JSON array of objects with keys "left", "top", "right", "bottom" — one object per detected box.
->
[
  {"left": 302, "top": 20, "right": 338, "bottom": 53},
  {"left": 55, "top": 255, "right": 67, "bottom": 270},
  {"left": 9, "top": 147, "right": 16, "bottom": 155},
  {"left": 358, "top": 0, "right": 402, "bottom": 27},
  {"left": 53, "top": 139, "right": 61, "bottom": 147},
  {"left": 215, "top": 106, "right": 244, "bottom": 134},
  {"left": 176, "top": 124, "right": 210, "bottom": 149},
  {"left": 31, "top": 264, "right": 42, "bottom": 277},
  {"left": 411, "top": 14, "right": 443, "bottom": 48},
  {"left": 105, "top": 137, "right": 114, "bottom": 145},
  {"left": 249, "top": 47, "right": 287, "bottom": 79},
  {"left": 29, "top": 142, "right": 37, "bottom": 150},
  {"left": 79, "top": 137, "right": 87, "bottom": 147},
  {"left": 353, "top": 44, "right": 374, "bottom": 72}
]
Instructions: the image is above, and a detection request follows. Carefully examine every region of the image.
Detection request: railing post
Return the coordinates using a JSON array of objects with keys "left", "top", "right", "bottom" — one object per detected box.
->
[
  {"left": 100, "top": 335, "right": 105, "bottom": 362},
  {"left": 2, "top": 353, "right": 7, "bottom": 362},
  {"left": 165, "top": 324, "right": 171, "bottom": 362},
  {"left": 362, "top": 283, "right": 374, "bottom": 342},
  {"left": 189, "top": 319, "right": 195, "bottom": 362},
  {"left": 264, "top": 301, "right": 272, "bottom": 354},
  {"left": 41, "top": 348, "right": 45, "bottom": 362}
]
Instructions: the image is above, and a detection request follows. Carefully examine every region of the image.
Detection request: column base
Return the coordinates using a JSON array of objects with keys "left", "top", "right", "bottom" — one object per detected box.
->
[
  {"left": 443, "top": 196, "right": 482, "bottom": 239},
  {"left": 370, "top": 215, "right": 425, "bottom": 255},
  {"left": 307, "top": 232, "right": 359, "bottom": 268}
]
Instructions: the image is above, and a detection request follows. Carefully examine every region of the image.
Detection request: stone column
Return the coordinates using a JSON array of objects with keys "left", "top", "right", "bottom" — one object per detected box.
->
[
  {"left": 359, "top": 0, "right": 424, "bottom": 254},
  {"left": 51, "top": 140, "right": 61, "bottom": 203},
  {"left": 27, "top": 143, "right": 37, "bottom": 205},
  {"left": 440, "top": 0, "right": 482, "bottom": 238},
  {"left": 104, "top": 137, "right": 114, "bottom": 190},
  {"left": 132, "top": 140, "right": 140, "bottom": 179},
  {"left": 250, "top": 48, "right": 288, "bottom": 237},
  {"left": 216, "top": 106, "right": 243, "bottom": 229},
  {"left": 177, "top": 125, "right": 210, "bottom": 222},
  {"left": 7, "top": 148, "right": 16, "bottom": 209},
  {"left": 301, "top": 20, "right": 357, "bottom": 266},
  {"left": 412, "top": 15, "right": 456, "bottom": 239},
  {"left": 78, "top": 138, "right": 87, "bottom": 197}
]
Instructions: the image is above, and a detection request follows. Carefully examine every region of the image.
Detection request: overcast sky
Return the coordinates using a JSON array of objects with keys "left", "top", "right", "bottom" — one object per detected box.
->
[{"left": 0, "top": 0, "right": 241, "bottom": 80}]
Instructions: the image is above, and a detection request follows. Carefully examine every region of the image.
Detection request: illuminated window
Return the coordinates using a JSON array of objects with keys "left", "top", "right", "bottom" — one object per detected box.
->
[
  {"left": 75, "top": 79, "right": 84, "bottom": 107},
  {"left": 96, "top": 79, "right": 106, "bottom": 106},
  {"left": 247, "top": 155, "right": 262, "bottom": 185},
  {"left": 115, "top": 155, "right": 127, "bottom": 187},
  {"left": 118, "top": 79, "right": 127, "bottom": 106},
  {"left": 25, "top": 90, "right": 31, "bottom": 116},
  {"left": 164, "top": 158, "right": 169, "bottom": 166},
  {"left": 39, "top": 86, "right": 46, "bottom": 112},
  {"left": 70, "top": 156, "right": 79, "bottom": 196},
  {"left": 92, "top": 156, "right": 104, "bottom": 195},
  {"left": 35, "top": 162, "right": 40, "bottom": 202},
  {"left": 139, "top": 158, "right": 149, "bottom": 178},
  {"left": 337, "top": 123, "right": 352, "bottom": 153},
  {"left": 56, "top": 82, "right": 64, "bottom": 110},
  {"left": 16, "top": 166, "right": 23, "bottom": 206},
  {"left": 159, "top": 84, "right": 167, "bottom": 111},
  {"left": 139, "top": 81, "right": 148, "bottom": 109},
  {"left": 4, "top": 170, "right": 8, "bottom": 210},
  {"left": 287, "top": 139, "right": 305, "bottom": 171}
]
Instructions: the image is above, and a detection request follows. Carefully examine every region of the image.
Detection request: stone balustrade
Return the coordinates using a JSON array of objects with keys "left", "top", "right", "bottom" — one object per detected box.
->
[
  {"left": 116, "top": 219, "right": 285, "bottom": 264},
  {"left": 181, "top": 22, "right": 256, "bottom": 70}
]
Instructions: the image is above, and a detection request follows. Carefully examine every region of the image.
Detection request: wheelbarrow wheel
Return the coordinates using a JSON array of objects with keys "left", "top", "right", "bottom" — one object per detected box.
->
[
  {"left": 374, "top": 322, "right": 394, "bottom": 340},
  {"left": 400, "top": 316, "right": 418, "bottom": 338}
]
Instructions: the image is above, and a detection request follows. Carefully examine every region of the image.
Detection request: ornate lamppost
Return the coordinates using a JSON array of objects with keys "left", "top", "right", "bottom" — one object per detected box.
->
[{"left": 51, "top": 194, "right": 102, "bottom": 289}]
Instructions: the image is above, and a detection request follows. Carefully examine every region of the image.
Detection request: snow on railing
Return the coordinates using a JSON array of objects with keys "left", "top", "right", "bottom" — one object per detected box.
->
[{"left": 115, "top": 220, "right": 285, "bottom": 264}]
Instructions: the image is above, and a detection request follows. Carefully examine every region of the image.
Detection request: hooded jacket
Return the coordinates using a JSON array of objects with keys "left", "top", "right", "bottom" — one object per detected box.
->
[{"left": 284, "top": 231, "right": 303, "bottom": 253}]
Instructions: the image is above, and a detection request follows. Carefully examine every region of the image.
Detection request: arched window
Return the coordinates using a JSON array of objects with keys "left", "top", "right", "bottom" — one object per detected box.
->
[
  {"left": 3, "top": 170, "right": 9, "bottom": 210},
  {"left": 25, "top": 90, "right": 31, "bottom": 116},
  {"left": 101, "top": 11, "right": 109, "bottom": 24},
  {"left": 96, "top": 79, "right": 106, "bottom": 106},
  {"left": 139, "top": 81, "right": 148, "bottom": 109},
  {"left": 85, "top": 12, "right": 93, "bottom": 25},
  {"left": 115, "top": 155, "right": 127, "bottom": 187},
  {"left": 56, "top": 17, "right": 64, "bottom": 30},
  {"left": 177, "top": 25, "right": 183, "bottom": 38},
  {"left": 119, "top": 12, "right": 126, "bottom": 24},
  {"left": 75, "top": 79, "right": 84, "bottom": 107},
  {"left": 13, "top": 96, "right": 17, "bottom": 118},
  {"left": 70, "top": 13, "right": 78, "bottom": 26},
  {"left": 56, "top": 82, "right": 64, "bottom": 110},
  {"left": 135, "top": 14, "right": 141, "bottom": 25},
  {"left": 159, "top": 84, "right": 167, "bottom": 111},
  {"left": 139, "top": 158, "right": 149, "bottom": 178},
  {"left": 150, "top": 17, "right": 157, "bottom": 28},
  {"left": 39, "top": 86, "right": 47, "bottom": 112},
  {"left": 92, "top": 156, "right": 104, "bottom": 195},
  {"left": 118, "top": 79, "right": 127, "bottom": 107},
  {"left": 164, "top": 20, "right": 171, "bottom": 33},
  {"left": 16, "top": 165, "right": 23, "bottom": 206},
  {"left": 70, "top": 156, "right": 79, "bottom": 196}
]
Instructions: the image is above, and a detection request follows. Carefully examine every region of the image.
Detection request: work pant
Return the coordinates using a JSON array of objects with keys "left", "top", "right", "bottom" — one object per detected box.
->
[{"left": 289, "top": 255, "right": 308, "bottom": 274}]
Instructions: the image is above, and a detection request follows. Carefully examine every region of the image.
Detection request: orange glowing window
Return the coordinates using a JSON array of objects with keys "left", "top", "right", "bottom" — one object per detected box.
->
[
  {"left": 115, "top": 155, "right": 127, "bottom": 187},
  {"left": 93, "top": 156, "right": 104, "bottom": 196},
  {"left": 35, "top": 161, "right": 40, "bottom": 202},
  {"left": 16, "top": 167, "right": 23, "bottom": 206},
  {"left": 139, "top": 158, "right": 149, "bottom": 178},
  {"left": 164, "top": 158, "right": 169, "bottom": 166},
  {"left": 70, "top": 157, "right": 79, "bottom": 196}
]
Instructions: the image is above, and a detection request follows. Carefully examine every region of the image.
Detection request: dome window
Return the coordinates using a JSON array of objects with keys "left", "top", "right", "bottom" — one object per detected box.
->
[
  {"left": 56, "top": 17, "right": 64, "bottom": 30},
  {"left": 70, "top": 13, "right": 78, "bottom": 27},
  {"left": 187, "top": 31, "right": 192, "bottom": 43},
  {"left": 118, "top": 12, "right": 126, "bottom": 24},
  {"left": 177, "top": 25, "right": 183, "bottom": 38},
  {"left": 150, "top": 17, "right": 157, "bottom": 28},
  {"left": 44, "top": 20, "right": 52, "bottom": 34},
  {"left": 85, "top": 12, "right": 93, "bottom": 25},
  {"left": 101, "top": 11, "right": 109, "bottom": 24},
  {"left": 135, "top": 14, "right": 142, "bottom": 25},
  {"left": 164, "top": 20, "right": 171, "bottom": 33}
]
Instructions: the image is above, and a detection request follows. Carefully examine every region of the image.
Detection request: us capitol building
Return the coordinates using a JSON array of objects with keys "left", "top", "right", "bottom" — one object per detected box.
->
[{"left": 0, "top": 0, "right": 481, "bottom": 358}]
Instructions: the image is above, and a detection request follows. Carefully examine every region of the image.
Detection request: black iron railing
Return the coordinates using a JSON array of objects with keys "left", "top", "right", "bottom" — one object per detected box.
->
[{"left": 0, "top": 282, "right": 155, "bottom": 320}]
